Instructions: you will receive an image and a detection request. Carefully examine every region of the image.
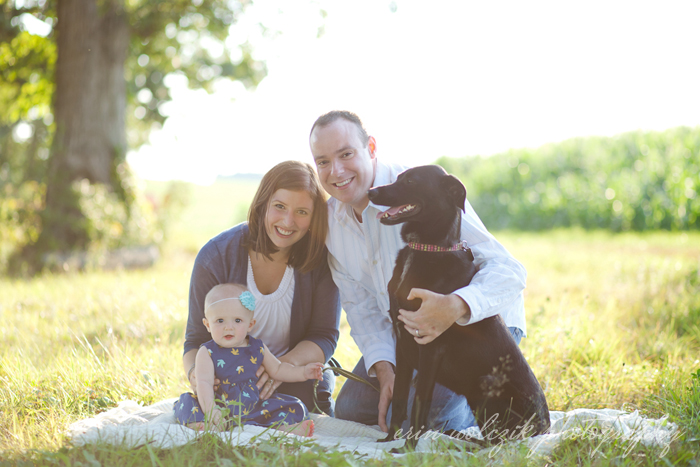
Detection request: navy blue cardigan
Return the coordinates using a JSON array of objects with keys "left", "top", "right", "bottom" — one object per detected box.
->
[{"left": 184, "top": 223, "right": 341, "bottom": 362}]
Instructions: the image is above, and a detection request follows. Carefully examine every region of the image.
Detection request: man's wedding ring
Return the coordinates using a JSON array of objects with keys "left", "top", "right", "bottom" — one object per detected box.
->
[{"left": 415, "top": 329, "right": 420, "bottom": 337}]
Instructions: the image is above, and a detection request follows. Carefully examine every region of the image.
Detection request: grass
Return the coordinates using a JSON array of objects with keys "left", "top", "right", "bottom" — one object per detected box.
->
[
  {"left": 1, "top": 180, "right": 700, "bottom": 465},
  {"left": 143, "top": 178, "right": 261, "bottom": 253}
]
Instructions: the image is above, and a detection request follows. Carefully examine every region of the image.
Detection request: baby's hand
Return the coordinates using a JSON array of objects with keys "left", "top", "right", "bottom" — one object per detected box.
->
[
  {"left": 304, "top": 362, "right": 324, "bottom": 381},
  {"left": 208, "top": 407, "right": 224, "bottom": 431}
]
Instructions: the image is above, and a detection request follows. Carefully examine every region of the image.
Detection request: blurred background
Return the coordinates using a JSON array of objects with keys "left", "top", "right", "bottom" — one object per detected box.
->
[{"left": 1, "top": 0, "right": 699, "bottom": 272}]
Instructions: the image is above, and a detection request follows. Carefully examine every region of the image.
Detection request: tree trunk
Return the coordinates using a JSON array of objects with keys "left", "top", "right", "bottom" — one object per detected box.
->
[{"left": 35, "top": 0, "right": 129, "bottom": 255}]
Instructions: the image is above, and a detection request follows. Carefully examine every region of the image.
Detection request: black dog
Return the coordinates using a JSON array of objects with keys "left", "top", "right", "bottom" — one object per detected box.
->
[{"left": 368, "top": 165, "right": 549, "bottom": 448}]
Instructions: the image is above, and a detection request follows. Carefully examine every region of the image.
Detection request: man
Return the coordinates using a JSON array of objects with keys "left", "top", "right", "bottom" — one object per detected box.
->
[{"left": 309, "top": 110, "right": 527, "bottom": 433}]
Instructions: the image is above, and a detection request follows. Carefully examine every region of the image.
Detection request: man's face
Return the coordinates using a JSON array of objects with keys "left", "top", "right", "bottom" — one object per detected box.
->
[{"left": 310, "top": 118, "right": 377, "bottom": 215}]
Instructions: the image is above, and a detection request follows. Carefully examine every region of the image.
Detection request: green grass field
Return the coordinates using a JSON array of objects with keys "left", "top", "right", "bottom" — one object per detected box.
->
[{"left": 1, "top": 180, "right": 699, "bottom": 465}]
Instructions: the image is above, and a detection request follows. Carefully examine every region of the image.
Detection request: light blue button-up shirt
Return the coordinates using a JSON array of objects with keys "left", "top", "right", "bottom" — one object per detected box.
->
[{"left": 326, "top": 159, "right": 527, "bottom": 374}]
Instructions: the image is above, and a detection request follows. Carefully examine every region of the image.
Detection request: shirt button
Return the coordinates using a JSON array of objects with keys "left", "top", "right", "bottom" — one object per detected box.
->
[{"left": 373, "top": 260, "right": 378, "bottom": 265}]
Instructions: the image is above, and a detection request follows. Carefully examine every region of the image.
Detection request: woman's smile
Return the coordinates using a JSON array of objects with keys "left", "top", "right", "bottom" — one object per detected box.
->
[{"left": 274, "top": 226, "right": 295, "bottom": 237}]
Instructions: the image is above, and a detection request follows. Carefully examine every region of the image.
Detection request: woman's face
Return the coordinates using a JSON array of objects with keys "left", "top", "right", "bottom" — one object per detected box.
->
[{"left": 265, "top": 189, "right": 314, "bottom": 256}]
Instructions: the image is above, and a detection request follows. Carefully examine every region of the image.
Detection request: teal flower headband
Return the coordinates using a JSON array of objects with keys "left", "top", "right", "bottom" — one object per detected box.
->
[{"left": 207, "top": 291, "right": 255, "bottom": 312}]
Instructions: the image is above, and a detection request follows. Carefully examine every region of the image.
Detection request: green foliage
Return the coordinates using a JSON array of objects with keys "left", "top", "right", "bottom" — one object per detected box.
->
[
  {"left": 438, "top": 126, "right": 700, "bottom": 232},
  {"left": 0, "top": 0, "right": 267, "bottom": 274},
  {"left": 0, "top": 31, "right": 55, "bottom": 124},
  {"left": 153, "top": 180, "right": 193, "bottom": 245},
  {"left": 0, "top": 9, "right": 56, "bottom": 190},
  {"left": 0, "top": 180, "right": 43, "bottom": 270},
  {"left": 143, "top": 177, "right": 259, "bottom": 252},
  {"left": 1, "top": 0, "right": 265, "bottom": 148},
  {"left": 72, "top": 178, "right": 162, "bottom": 251},
  {"left": 122, "top": 0, "right": 266, "bottom": 147}
]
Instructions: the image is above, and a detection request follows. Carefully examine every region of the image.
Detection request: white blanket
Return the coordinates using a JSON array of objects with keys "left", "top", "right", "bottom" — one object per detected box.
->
[{"left": 68, "top": 399, "right": 680, "bottom": 460}]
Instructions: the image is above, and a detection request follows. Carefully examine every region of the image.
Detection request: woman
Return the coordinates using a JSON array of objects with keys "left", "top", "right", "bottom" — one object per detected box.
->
[{"left": 182, "top": 160, "right": 340, "bottom": 415}]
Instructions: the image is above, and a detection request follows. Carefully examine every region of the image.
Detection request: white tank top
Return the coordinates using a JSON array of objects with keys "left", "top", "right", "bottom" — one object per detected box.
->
[{"left": 246, "top": 254, "right": 294, "bottom": 357}]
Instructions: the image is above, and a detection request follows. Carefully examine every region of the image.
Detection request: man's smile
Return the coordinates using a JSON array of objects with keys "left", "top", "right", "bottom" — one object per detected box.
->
[{"left": 333, "top": 177, "right": 354, "bottom": 188}]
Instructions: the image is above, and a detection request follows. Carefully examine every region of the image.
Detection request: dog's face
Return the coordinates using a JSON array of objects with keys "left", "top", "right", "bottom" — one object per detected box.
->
[{"left": 368, "top": 165, "right": 466, "bottom": 226}]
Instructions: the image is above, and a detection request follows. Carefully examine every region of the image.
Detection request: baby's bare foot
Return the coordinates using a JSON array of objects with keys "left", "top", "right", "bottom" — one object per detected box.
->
[
  {"left": 186, "top": 421, "right": 205, "bottom": 431},
  {"left": 280, "top": 419, "right": 315, "bottom": 437}
]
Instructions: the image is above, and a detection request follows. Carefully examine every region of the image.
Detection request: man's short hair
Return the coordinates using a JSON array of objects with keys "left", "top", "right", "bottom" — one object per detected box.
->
[{"left": 310, "top": 110, "right": 370, "bottom": 147}]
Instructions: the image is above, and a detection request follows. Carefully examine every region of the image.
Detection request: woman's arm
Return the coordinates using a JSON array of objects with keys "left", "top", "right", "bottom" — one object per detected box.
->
[
  {"left": 184, "top": 247, "right": 222, "bottom": 358},
  {"left": 301, "top": 258, "right": 341, "bottom": 363},
  {"left": 183, "top": 235, "right": 234, "bottom": 387},
  {"left": 182, "top": 254, "right": 218, "bottom": 392},
  {"left": 183, "top": 348, "right": 198, "bottom": 392}
]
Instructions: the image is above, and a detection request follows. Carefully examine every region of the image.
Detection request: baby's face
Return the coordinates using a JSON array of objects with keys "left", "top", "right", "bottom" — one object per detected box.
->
[{"left": 203, "top": 300, "right": 255, "bottom": 348}]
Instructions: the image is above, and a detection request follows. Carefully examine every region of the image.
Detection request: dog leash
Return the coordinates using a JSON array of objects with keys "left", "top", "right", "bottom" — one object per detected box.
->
[{"left": 312, "top": 358, "right": 380, "bottom": 414}]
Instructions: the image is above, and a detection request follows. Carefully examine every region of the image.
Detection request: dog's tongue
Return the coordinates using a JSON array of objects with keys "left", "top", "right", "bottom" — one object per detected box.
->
[{"left": 376, "top": 206, "right": 404, "bottom": 219}]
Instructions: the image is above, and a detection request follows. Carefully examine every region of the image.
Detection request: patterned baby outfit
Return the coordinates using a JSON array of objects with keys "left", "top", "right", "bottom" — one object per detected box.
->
[{"left": 174, "top": 336, "right": 307, "bottom": 427}]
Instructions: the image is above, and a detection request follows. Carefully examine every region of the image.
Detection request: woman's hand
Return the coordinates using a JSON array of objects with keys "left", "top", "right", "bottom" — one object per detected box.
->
[{"left": 256, "top": 366, "right": 282, "bottom": 400}]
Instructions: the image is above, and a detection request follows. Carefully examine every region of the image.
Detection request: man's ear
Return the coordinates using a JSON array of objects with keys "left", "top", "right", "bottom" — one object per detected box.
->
[
  {"left": 368, "top": 136, "right": 377, "bottom": 159},
  {"left": 445, "top": 175, "right": 467, "bottom": 212}
]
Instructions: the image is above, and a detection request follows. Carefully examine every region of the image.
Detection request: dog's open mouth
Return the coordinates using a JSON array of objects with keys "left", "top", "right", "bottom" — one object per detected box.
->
[{"left": 376, "top": 204, "right": 421, "bottom": 223}]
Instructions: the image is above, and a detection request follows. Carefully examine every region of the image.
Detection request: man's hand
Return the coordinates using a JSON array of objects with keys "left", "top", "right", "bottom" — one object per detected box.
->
[
  {"left": 373, "top": 361, "right": 395, "bottom": 432},
  {"left": 398, "top": 289, "right": 470, "bottom": 344}
]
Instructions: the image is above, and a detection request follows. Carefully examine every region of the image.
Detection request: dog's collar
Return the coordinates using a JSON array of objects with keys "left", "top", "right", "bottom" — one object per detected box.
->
[{"left": 407, "top": 240, "right": 470, "bottom": 253}]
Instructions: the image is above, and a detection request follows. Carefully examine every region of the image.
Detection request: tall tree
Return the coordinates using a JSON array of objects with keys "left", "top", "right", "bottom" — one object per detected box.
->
[{"left": 1, "top": 0, "right": 265, "bottom": 273}]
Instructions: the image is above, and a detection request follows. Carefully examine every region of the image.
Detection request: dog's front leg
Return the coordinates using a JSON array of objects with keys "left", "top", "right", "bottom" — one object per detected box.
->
[
  {"left": 381, "top": 288, "right": 411, "bottom": 443},
  {"left": 406, "top": 343, "right": 446, "bottom": 448},
  {"left": 383, "top": 338, "right": 412, "bottom": 443}
]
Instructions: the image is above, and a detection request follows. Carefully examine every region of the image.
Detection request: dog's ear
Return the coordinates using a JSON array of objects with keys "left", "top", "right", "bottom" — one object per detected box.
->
[{"left": 444, "top": 175, "right": 466, "bottom": 212}]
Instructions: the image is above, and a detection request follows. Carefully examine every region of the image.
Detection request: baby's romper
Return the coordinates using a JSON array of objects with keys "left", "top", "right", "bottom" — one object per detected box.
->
[{"left": 175, "top": 336, "right": 308, "bottom": 427}]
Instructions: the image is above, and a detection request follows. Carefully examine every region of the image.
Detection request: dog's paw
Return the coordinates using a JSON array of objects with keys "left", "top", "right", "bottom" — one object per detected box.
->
[{"left": 389, "top": 440, "right": 417, "bottom": 453}]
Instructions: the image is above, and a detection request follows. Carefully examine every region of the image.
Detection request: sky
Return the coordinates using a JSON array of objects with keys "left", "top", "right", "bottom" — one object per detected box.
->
[{"left": 125, "top": 0, "right": 700, "bottom": 185}]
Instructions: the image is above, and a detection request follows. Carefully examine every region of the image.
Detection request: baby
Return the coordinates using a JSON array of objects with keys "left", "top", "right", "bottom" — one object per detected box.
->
[{"left": 174, "top": 283, "right": 322, "bottom": 436}]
